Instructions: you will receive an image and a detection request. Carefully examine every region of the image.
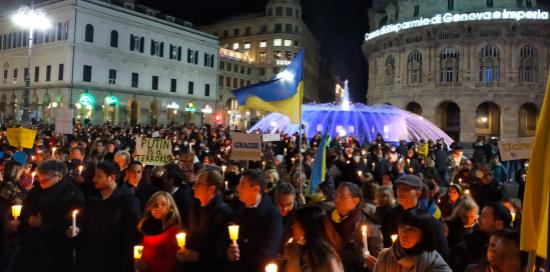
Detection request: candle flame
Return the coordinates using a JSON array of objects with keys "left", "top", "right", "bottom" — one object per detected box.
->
[
  {"left": 265, "top": 263, "right": 278, "bottom": 272},
  {"left": 72, "top": 210, "right": 79, "bottom": 216},
  {"left": 391, "top": 234, "right": 398, "bottom": 243},
  {"left": 361, "top": 225, "right": 367, "bottom": 234}
]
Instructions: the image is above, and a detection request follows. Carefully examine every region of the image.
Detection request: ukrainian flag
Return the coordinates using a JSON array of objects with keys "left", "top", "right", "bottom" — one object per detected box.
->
[
  {"left": 308, "top": 132, "right": 331, "bottom": 195},
  {"left": 231, "top": 49, "right": 303, "bottom": 124},
  {"left": 521, "top": 71, "right": 550, "bottom": 261}
]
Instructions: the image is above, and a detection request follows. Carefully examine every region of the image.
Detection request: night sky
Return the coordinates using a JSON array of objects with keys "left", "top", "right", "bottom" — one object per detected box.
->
[{"left": 137, "top": 0, "right": 372, "bottom": 103}]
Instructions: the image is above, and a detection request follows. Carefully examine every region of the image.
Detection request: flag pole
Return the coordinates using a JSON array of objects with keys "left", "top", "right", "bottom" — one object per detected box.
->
[{"left": 526, "top": 251, "right": 536, "bottom": 272}]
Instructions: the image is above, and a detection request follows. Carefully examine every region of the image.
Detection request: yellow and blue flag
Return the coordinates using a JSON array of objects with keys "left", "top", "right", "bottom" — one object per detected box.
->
[
  {"left": 520, "top": 71, "right": 550, "bottom": 261},
  {"left": 308, "top": 132, "right": 331, "bottom": 195},
  {"left": 231, "top": 49, "right": 303, "bottom": 124}
]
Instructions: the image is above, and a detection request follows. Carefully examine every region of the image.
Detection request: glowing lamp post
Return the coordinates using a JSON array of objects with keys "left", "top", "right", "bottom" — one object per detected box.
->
[{"left": 12, "top": 6, "right": 51, "bottom": 124}]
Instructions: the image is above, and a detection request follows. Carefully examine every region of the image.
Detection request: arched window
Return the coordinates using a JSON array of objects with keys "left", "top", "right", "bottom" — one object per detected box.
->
[
  {"left": 407, "top": 50, "right": 422, "bottom": 84},
  {"left": 519, "top": 45, "right": 537, "bottom": 82},
  {"left": 440, "top": 47, "right": 459, "bottom": 83},
  {"left": 110, "top": 30, "right": 118, "bottom": 48},
  {"left": 385, "top": 55, "right": 395, "bottom": 86},
  {"left": 84, "top": 24, "right": 94, "bottom": 43},
  {"left": 479, "top": 45, "right": 500, "bottom": 83}
]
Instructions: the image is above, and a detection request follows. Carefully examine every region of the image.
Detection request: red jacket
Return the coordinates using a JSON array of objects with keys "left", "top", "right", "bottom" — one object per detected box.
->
[{"left": 141, "top": 224, "right": 180, "bottom": 272}]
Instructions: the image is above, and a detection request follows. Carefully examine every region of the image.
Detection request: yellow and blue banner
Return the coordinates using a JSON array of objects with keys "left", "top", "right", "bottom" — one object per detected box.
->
[
  {"left": 308, "top": 132, "right": 331, "bottom": 195},
  {"left": 231, "top": 49, "right": 303, "bottom": 124},
  {"left": 520, "top": 72, "right": 550, "bottom": 261}
]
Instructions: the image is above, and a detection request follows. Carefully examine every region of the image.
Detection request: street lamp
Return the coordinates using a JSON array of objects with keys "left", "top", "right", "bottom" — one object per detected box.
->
[{"left": 12, "top": 5, "right": 51, "bottom": 124}]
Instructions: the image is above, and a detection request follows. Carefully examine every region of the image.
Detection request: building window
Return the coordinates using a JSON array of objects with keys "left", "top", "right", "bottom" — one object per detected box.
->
[
  {"left": 519, "top": 46, "right": 537, "bottom": 82},
  {"left": 245, "top": 27, "right": 251, "bottom": 35},
  {"left": 204, "top": 53, "right": 215, "bottom": 67},
  {"left": 259, "top": 52, "right": 267, "bottom": 64},
  {"left": 187, "top": 49, "right": 198, "bottom": 64},
  {"left": 284, "top": 39, "right": 292, "bottom": 47},
  {"left": 84, "top": 24, "right": 94, "bottom": 42},
  {"left": 131, "top": 72, "right": 139, "bottom": 88},
  {"left": 34, "top": 66, "right": 39, "bottom": 82},
  {"left": 225, "top": 77, "right": 231, "bottom": 87},
  {"left": 240, "top": 79, "right": 245, "bottom": 87},
  {"left": 233, "top": 29, "right": 239, "bottom": 36},
  {"left": 233, "top": 78, "right": 238, "bottom": 88},
  {"left": 268, "top": 8, "right": 273, "bottom": 16},
  {"left": 274, "top": 24, "right": 282, "bottom": 33},
  {"left": 273, "top": 38, "right": 282, "bottom": 46},
  {"left": 13, "top": 68, "right": 18, "bottom": 82},
  {"left": 170, "top": 79, "right": 177, "bottom": 92},
  {"left": 109, "top": 69, "right": 116, "bottom": 84},
  {"left": 285, "top": 24, "right": 293, "bottom": 33},
  {"left": 243, "top": 42, "right": 251, "bottom": 49},
  {"left": 440, "top": 47, "right": 459, "bottom": 83},
  {"left": 169, "top": 45, "right": 182, "bottom": 60},
  {"left": 240, "top": 66, "right": 245, "bottom": 74},
  {"left": 223, "top": 30, "right": 228, "bottom": 37},
  {"left": 259, "top": 41, "right": 267, "bottom": 48},
  {"left": 150, "top": 40, "right": 164, "bottom": 57},
  {"left": 487, "top": 0, "right": 494, "bottom": 7},
  {"left": 286, "top": 7, "right": 293, "bottom": 16},
  {"left": 232, "top": 43, "right": 239, "bottom": 50},
  {"left": 480, "top": 29, "right": 501, "bottom": 38},
  {"left": 259, "top": 68, "right": 266, "bottom": 76},
  {"left": 276, "top": 7, "right": 283, "bottom": 15},
  {"left": 152, "top": 76, "right": 158, "bottom": 90},
  {"left": 526, "top": 0, "right": 533, "bottom": 7},
  {"left": 273, "top": 51, "right": 282, "bottom": 60},
  {"left": 110, "top": 30, "right": 118, "bottom": 48},
  {"left": 83, "top": 65, "right": 92, "bottom": 82},
  {"left": 58, "top": 64, "right": 64, "bottom": 80},
  {"left": 260, "top": 25, "right": 267, "bottom": 33},
  {"left": 130, "top": 35, "right": 144, "bottom": 53},
  {"left": 407, "top": 51, "right": 422, "bottom": 84},
  {"left": 205, "top": 84, "right": 210, "bottom": 96},
  {"left": 479, "top": 45, "right": 500, "bottom": 82},
  {"left": 413, "top": 5, "right": 420, "bottom": 17},
  {"left": 247, "top": 67, "right": 251, "bottom": 75},
  {"left": 227, "top": 63, "right": 232, "bottom": 72},
  {"left": 219, "top": 76, "right": 224, "bottom": 86},
  {"left": 448, "top": 0, "right": 454, "bottom": 10},
  {"left": 46, "top": 65, "right": 51, "bottom": 81},
  {"left": 2, "top": 69, "right": 7, "bottom": 84},
  {"left": 233, "top": 64, "right": 238, "bottom": 73},
  {"left": 188, "top": 81, "right": 194, "bottom": 95},
  {"left": 385, "top": 56, "right": 395, "bottom": 86},
  {"left": 220, "top": 62, "right": 225, "bottom": 70}
]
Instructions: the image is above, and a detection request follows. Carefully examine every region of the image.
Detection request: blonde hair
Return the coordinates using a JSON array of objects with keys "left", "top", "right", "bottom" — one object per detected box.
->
[
  {"left": 265, "top": 169, "right": 280, "bottom": 183},
  {"left": 137, "top": 191, "right": 182, "bottom": 232},
  {"left": 447, "top": 196, "right": 479, "bottom": 222}
]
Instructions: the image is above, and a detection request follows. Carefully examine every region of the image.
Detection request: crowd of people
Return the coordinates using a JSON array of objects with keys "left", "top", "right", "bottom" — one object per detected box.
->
[{"left": 0, "top": 123, "right": 535, "bottom": 272}]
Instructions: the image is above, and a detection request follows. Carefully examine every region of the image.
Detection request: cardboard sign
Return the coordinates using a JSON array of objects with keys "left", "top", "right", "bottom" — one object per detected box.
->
[
  {"left": 230, "top": 132, "right": 262, "bottom": 161},
  {"left": 7, "top": 128, "right": 37, "bottom": 149},
  {"left": 55, "top": 108, "right": 74, "bottom": 134},
  {"left": 498, "top": 137, "right": 534, "bottom": 161},
  {"left": 134, "top": 137, "right": 173, "bottom": 165},
  {"left": 262, "top": 133, "right": 281, "bottom": 142}
]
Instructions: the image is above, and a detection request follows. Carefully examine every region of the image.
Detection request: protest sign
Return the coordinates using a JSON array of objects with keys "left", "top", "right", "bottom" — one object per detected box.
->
[
  {"left": 7, "top": 128, "right": 37, "bottom": 149},
  {"left": 134, "top": 137, "right": 172, "bottom": 165},
  {"left": 55, "top": 108, "right": 74, "bottom": 134},
  {"left": 230, "top": 132, "right": 262, "bottom": 161},
  {"left": 498, "top": 137, "right": 534, "bottom": 161},
  {"left": 262, "top": 133, "right": 281, "bottom": 142}
]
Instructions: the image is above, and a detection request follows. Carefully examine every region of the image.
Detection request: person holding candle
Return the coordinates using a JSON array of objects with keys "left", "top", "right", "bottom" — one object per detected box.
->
[
  {"left": 437, "top": 183, "right": 464, "bottom": 219},
  {"left": 0, "top": 161, "right": 25, "bottom": 268},
  {"left": 284, "top": 205, "right": 344, "bottom": 272},
  {"left": 330, "top": 182, "right": 383, "bottom": 271},
  {"left": 76, "top": 161, "right": 140, "bottom": 272},
  {"left": 445, "top": 197, "right": 480, "bottom": 271},
  {"left": 13, "top": 160, "right": 84, "bottom": 272},
  {"left": 134, "top": 191, "right": 182, "bottom": 272},
  {"left": 177, "top": 168, "right": 233, "bottom": 271},
  {"left": 67, "top": 146, "right": 96, "bottom": 198},
  {"left": 225, "top": 169, "right": 283, "bottom": 272},
  {"left": 373, "top": 209, "right": 451, "bottom": 272}
]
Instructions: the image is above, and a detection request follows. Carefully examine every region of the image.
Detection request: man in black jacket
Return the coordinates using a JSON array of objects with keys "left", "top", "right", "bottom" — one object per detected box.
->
[
  {"left": 13, "top": 160, "right": 84, "bottom": 272},
  {"left": 162, "top": 163, "right": 194, "bottom": 229},
  {"left": 225, "top": 169, "right": 283, "bottom": 272},
  {"left": 177, "top": 168, "right": 233, "bottom": 271},
  {"left": 76, "top": 161, "right": 140, "bottom": 272},
  {"left": 125, "top": 161, "right": 157, "bottom": 211}
]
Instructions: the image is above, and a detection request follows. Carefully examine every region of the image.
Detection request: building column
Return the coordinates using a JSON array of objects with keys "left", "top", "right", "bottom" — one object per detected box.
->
[{"left": 460, "top": 101, "right": 477, "bottom": 143}]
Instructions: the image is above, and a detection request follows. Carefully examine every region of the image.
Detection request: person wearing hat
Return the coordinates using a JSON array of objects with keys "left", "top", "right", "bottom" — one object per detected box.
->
[
  {"left": 380, "top": 174, "right": 450, "bottom": 260},
  {"left": 438, "top": 183, "right": 464, "bottom": 219}
]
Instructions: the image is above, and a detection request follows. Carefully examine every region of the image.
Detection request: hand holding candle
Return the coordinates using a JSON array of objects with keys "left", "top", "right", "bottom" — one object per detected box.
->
[
  {"left": 228, "top": 225, "right": 239, "bottom": 245},
  {"left": 11, "top": 205, "right": 22, "bottom": 221},
  {"left": 176, "top": 232, "right": 186, "bottom": 249},
  {"left": 72, "top": 210, "right": 79, "bottom": 236},
  {"left": 78, "top": 165, "right": 84, "bottom": 175},
  {"left": 361, "top": 225, "right": 370, "bottom": 256}
]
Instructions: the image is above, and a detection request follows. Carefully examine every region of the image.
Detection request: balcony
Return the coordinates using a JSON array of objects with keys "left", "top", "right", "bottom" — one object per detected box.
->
[
  {"left": 435, "top": 82, "right": 462, "bottom": 87},
  {"left": 475, "top": 82, "right": 504, "bottom": 88}
]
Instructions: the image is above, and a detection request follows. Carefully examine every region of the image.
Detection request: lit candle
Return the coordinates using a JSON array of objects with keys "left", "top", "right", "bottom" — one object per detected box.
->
[
  {"left": 361, "top": 225, "right": 370, "bottom": 256},
  {"left": 31, "top": 155, "right": 36, "bottom": 161},
  {"left": 262, "top": 161, "right": 266, "bottom": 169},
  {"left": 176, "top": 232, "right": 186, "bottom": 249},
  {"left": 283, "top": 148, "right": 287, "bottom": 155},
  {"left": 265, "top": 263, "right": 278, "bottom": 272},
  {"left": 346, "top": 160, "right": 350, "bottom": 164},
  {"left": 511, "top": 212, "right": 516, "bottom": 222},
  {"left": 406, "top": 158, "right": 410, "bottom": 165},
  {"left": 371, "top": 162, "right": 376, "bottom": 171},
  {"left": 11, "top": 205, "right": 22, "bottom": 221},
  {"left": 409, "top": 167, "right": 414, "bottom": 173},
  {"left": 228, "top": 225, "right": 239, "bottom": 246},
  {"left": 291, "top": 158, "right": 296, "bottom": 164},
  {"left": 391, "top": 234, "right": 398, "bottom": 243},
  {"left": 225, "top": 181, "right": 229, "bottom": 191},
  {"left": 52, "top": 147, "right": 57, "bottom": 156},
  {"left": 458, "top": 178, "right": 462, "bottom": 184},
  {"left": 464, "top": 189, "right": 470, "bottom": 195},
  {"left": 357, "top": 170, "right": 362, "bottom": 177},
  {"left": 363, "top": 158, "right": 367, "bottom": 164},
  {"left": 78, "top": 165, "right": 84, "bottom": 175},
  {"left": 31, "top": 172, "right": 36, "bottom": 184},
  {"left": 133, "top": 245, "right": 144, "bottom": 259},
  {"left": 221, "top": 165, "right": 227, "bottom": 175},
  {"left": 72, "top": 210, "right": 78, "bottom": 236}
]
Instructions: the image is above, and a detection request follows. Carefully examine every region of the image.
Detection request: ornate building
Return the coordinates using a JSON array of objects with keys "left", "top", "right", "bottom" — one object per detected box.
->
[{"left": 363, "top": 0, "right": 550, "bottom": 142}]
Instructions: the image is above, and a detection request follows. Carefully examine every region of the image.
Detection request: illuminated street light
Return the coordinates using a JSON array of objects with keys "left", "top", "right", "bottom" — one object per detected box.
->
[{"left": 12, "top": 5, "right": 52, "bottom": 124}]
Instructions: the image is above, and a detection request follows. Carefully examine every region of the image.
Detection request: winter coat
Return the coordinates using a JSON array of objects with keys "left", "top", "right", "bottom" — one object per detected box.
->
[{"left": 373, "top": 246, "right": 451, "bottom": 272}]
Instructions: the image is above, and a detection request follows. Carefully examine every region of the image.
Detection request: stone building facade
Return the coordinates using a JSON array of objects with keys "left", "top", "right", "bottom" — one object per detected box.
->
[{"left": 363, "top": 0, "right": 550, "bottom": 142}]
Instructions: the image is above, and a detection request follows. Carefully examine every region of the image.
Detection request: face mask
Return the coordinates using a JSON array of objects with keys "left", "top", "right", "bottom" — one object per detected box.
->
[
  {"left": 155, "top": 171, "right": 164, "bottom": 178},
  {"left": 475, "top": 170, "right": 484, "bottom": 178}
]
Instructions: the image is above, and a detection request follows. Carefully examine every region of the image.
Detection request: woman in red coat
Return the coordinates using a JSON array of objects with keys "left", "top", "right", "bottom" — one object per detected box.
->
[{"left": 135, "top": 191, "right": 182, "bottom": 272}]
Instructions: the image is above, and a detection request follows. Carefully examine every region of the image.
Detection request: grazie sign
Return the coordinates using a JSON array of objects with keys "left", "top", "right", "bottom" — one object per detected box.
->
[
  {"left": 230, "top": 132, "right": 262, "bottom": 161},
  {"left": 498, "top": 137, "right": 534, "bottom": 161},
  {"left": 364, "top": 9, "right": 549, "bottom": 41}
]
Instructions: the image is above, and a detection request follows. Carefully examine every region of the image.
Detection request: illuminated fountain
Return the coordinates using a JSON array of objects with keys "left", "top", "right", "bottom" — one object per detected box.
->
[{"left": 249, "top": 80, "right": 454, "bottom": 144}]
